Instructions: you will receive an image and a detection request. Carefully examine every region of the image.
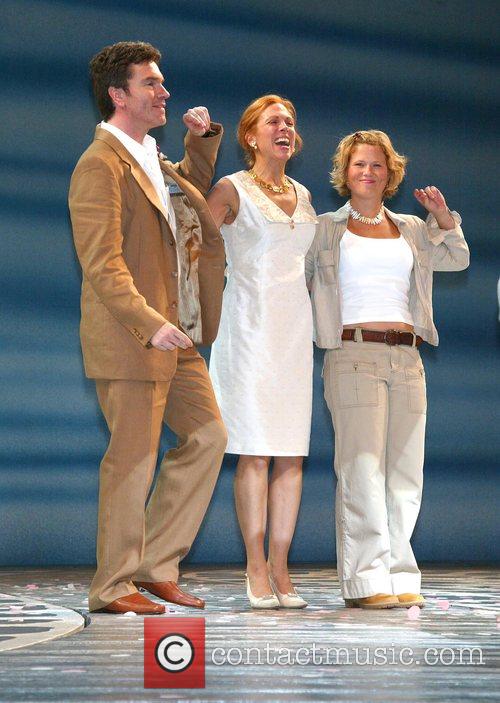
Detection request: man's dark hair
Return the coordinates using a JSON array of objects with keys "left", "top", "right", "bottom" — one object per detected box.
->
[{"left": 89, "top": 41, "right": 162, "bottom": 120}]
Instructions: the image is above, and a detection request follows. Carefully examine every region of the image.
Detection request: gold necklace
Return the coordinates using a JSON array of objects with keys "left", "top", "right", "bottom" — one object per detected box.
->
[{"left": 249, "top": 169, "right": 291, "bottom": 194}]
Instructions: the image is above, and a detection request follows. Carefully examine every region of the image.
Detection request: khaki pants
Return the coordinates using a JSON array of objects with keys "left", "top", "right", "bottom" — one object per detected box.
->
[
  {"left": 323, "top": 340, "right": 426, "bottom": 599},
  {"left": 89, "top": 347, "right": 227, "bottom": 611}
]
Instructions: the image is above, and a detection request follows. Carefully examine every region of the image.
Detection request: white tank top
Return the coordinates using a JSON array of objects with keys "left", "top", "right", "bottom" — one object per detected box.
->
[{"left": 339, "top": 230, "right": 414, "bottom": 325}]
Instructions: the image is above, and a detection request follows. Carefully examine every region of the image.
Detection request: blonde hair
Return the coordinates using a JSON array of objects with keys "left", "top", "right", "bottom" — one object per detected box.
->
[
  {"left": 237, "top": 94, "right": 303, "bottom": 167},
  {"left": 330, "top": 130, "right": 407, "bottom": 199}
]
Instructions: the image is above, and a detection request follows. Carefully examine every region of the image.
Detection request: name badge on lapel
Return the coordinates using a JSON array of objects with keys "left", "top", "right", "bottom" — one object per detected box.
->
[{"left": 168, "top": 182, "right": 184, "bottom": 197}]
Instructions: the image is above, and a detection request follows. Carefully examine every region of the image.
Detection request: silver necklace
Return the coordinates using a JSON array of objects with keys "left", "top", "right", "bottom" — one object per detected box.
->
[{"left": 348, "top": 201, "right": 384, "bottom": 225}]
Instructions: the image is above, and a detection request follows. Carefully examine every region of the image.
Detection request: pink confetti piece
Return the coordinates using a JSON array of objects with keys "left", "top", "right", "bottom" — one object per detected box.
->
[
  {"left": 407, "top": 605, "right": 421, "bottom": 620},
  {"left": 437, "top": 599, "right": 450, "bottom": 610},
  {"left": 496, "top": 615, "right": 500, "bottom": 628},
  {"left": 9, "top": 605, "right": 23, "bottom": 612},
  {"left": 25, "top": 584, "right": 39, "bottom": 590}
]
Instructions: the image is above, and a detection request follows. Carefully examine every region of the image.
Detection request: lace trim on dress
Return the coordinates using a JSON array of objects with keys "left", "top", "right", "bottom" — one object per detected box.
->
[{"left": 235, "top": 171, "right": 317, "bottom": 224}]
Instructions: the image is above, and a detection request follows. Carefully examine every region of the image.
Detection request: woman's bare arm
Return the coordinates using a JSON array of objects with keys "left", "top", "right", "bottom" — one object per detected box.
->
[{"left": 207, "top": 178, "right": 240, "bottom": 228}]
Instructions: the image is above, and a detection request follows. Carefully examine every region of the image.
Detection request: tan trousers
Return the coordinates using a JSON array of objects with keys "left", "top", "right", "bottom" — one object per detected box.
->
[
  {"left": 88, "top": 347, "right": 227, "bottom": 611},
  {"left": 323, "top": 340, "right": 426, "bottom": 599}
]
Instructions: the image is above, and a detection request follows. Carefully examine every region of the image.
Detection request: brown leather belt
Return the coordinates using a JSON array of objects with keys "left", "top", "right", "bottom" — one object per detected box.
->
[{"left": 342, "top": 328, "right": 423, "bottom": 347}]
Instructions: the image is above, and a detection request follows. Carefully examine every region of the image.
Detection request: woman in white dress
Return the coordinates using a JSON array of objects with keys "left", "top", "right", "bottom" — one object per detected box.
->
[{"left": 208, "top": 95, "right": 317, "bottom": 608}]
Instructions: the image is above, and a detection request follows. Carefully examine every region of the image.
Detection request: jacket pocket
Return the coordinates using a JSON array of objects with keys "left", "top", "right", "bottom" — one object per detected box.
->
[
  {"left": 333, "top": 361, "right": 379, "bottom": 409},
  {"left": 317, "top": 249, "right": 336, "bottom": 285}
]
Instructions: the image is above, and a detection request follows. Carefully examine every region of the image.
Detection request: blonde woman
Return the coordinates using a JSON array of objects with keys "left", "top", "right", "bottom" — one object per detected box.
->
[
  {"left": 306, "top": 130, "right": 469, "bottom": 609},
  {"left": 208, "top": 95, "right": 317, "bottom": 608}
]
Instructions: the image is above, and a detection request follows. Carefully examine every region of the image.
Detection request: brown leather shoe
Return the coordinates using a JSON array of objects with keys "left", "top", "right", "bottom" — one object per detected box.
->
[
  {"left": 96, "top": 592, "right": 165, "bottom": 614},
  {"left": 344, "top": 593, "right": 399, "bottom": 609},
  {"left": 396, "top": 593, "right": 426, "bottom": 608},
  {"left": 135, "top": 581, "right": 205, "bottom": 609}
]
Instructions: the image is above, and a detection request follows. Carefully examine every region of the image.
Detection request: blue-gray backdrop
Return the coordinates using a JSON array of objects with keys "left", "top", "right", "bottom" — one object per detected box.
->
[{"left": 1, "top": 0, "right": 499, "bottom": 567}]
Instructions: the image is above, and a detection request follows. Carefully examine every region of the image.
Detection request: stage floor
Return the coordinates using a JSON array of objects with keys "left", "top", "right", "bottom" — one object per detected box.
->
[{"left": 0, "top": 565, "right": 498, "bottom": 702}]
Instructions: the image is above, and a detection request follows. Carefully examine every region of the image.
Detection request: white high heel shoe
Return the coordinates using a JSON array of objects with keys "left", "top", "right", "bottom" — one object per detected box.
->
[
  {"left": 269, "top": 575, "right": 308, "bottom": 609},
  {"left": 245, "top": 574, "right": 280, "bottom": 609}
]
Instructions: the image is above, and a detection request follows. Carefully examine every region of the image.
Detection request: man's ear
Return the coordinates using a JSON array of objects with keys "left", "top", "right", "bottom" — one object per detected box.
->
[{"left": 108, "top": 86, "right": 126, "bottom": 110}]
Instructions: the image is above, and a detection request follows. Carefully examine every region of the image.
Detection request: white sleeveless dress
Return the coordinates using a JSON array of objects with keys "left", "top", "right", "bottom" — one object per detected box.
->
[{"left": 209, "top": 170, "right": 317, "bottom": 456}]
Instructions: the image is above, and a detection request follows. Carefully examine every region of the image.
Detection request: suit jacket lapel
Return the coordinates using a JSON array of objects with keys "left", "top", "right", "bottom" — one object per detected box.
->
[{"left": 94, "top": 126, "right": 171, "bottom": 225}]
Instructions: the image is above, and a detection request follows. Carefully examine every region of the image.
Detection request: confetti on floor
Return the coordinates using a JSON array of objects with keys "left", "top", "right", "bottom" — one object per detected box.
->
[
  {"left": 436, "top": 599, "right": 450, "bottom": 610},
  {"left": 407, "top": 605, "right": 421, "bottom": 620}
]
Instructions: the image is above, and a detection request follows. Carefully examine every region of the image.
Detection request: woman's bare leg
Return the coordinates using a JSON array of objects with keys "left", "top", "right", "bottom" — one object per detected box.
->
[
  {"left": 267, "top": 456, "right": 303, "bottom": 593},
  {"left": 234, "top": 454, "right": 273, "bottom": 597}
]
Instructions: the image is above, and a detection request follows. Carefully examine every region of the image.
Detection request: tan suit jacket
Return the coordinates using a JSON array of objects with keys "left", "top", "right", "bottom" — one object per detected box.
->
[{"left": 68, "top": 125, "right": 225, "bottom": 381}]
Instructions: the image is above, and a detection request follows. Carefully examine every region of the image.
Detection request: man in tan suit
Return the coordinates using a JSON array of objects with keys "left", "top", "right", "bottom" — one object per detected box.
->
[{"left": 69, "top": 41, "right": 227, "bottom": 614}]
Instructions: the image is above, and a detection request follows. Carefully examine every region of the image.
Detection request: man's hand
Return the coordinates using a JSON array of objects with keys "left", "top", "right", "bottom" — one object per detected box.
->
[
  {"left": 183, "top": 106, "right": 211, "bottom": 136},
  {"left": 414, "top": 186, "right": 455, "bottom": 230},
  {"left": 150, "top": 322, "right": 193, "bottom": 351}
]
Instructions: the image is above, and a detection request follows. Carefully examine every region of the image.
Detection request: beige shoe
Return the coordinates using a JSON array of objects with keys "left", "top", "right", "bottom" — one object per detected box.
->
[
  {"left": 345, "top": 593, "right": 399, "bottom": 609},
  {"left": 269, "top": 575, "right": 308, "bottom": 609},
  {"left": 396, "top": 593, "right": 426, "bottom": 608},
  {"left": 245, "top": 574, "right": 280, "bottom": 609}
]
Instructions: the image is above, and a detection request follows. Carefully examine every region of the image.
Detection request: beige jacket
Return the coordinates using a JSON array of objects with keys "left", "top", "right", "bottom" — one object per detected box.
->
[
  {"left": 305, "top": 202, "right": 470, "bottom": 348},
  {"left": 69, "top": 125, "right": 225, "bottom": 381}
]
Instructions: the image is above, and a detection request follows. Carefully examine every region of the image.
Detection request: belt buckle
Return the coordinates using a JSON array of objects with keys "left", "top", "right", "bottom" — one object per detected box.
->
[{"left": 384, "top": 329, "right": 400, "bottom": 346}]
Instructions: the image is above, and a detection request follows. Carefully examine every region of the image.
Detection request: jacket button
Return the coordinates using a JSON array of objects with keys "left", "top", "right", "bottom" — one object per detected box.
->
[
  {"left": 171, "top": 301, "right": 178, "bottom": 308},
  {"left": 169, "top": 239, "right": 175, "bottom": 246},
  {"left": 171, "top": 271, "right": 178, "bottom": 278}
]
